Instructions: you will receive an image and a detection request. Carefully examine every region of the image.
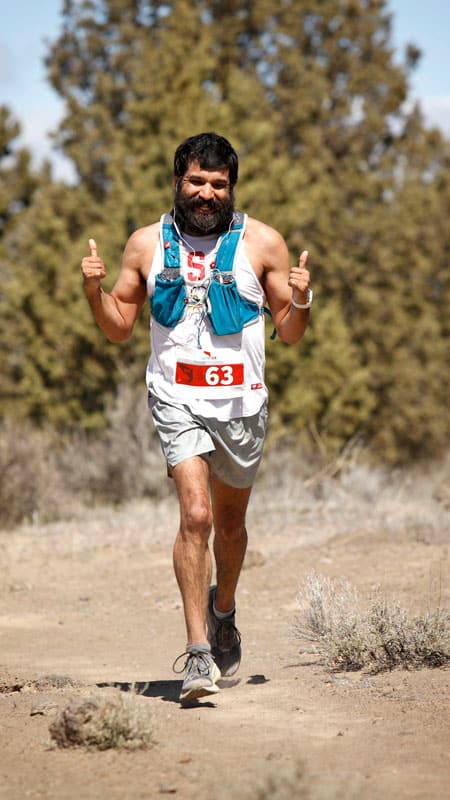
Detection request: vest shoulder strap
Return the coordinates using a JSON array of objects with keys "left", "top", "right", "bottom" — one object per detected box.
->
[
  {"left": 160, "top": 213, "right": 181, "bottom": 268},
  {"left": 159, "top": 212, "right": 247, "bottom": 271},
  {"left": 214, "top": 212, "right": 246, "bottom": 273}
]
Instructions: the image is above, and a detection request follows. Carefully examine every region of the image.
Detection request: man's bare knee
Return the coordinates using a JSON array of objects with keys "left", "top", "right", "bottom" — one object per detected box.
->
[{"left": 180, "top": 501, "right": 213, "bottom": 539}]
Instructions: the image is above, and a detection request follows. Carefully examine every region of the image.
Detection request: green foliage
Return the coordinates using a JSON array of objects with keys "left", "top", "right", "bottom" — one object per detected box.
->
[
  {"left": 1, "top": 0, "right": 449, "bottom": 464},
  {"left": 266, "top": 300, "right": 375, "bottom": 453},
  {"left": 0, "top": 177, "right": 119, "bottom": 426},
  {"left": 0, "top": 107, "right": 44, "bottom": 236}
]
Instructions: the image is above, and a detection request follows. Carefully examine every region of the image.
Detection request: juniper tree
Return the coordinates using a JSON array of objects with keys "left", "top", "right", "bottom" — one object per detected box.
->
[
  {"left": 1, "top": 0, "right": 448, "bottom": 462},
  {"left": 0, "top": 107, "right": 43, "bottom": 237}
]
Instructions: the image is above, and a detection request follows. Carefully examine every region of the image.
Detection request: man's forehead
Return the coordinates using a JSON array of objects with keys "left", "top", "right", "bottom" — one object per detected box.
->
[{"left": 184, "top": 160, "right": 229, "bottom": 178}]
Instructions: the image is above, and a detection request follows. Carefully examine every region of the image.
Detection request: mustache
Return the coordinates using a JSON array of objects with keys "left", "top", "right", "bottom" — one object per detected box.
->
[
  {"left": 191, "top": 196, "right": 218, "bottom": 208},
  {"left": 174, "top": 187, "right": 235, "bottom": 234}
]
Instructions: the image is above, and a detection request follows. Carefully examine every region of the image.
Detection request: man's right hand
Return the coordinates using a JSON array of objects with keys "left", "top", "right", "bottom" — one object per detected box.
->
[{"left": 81, "top": 238, "right": 106, "bottom": 292}]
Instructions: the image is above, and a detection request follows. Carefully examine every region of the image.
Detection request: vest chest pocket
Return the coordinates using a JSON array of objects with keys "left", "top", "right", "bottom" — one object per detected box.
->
[
  {"left": 207, "top": 278, "right": 260, "bottom": 336},
  {"left": 151, "top": 274, "right": 187, "bottom": 328}
]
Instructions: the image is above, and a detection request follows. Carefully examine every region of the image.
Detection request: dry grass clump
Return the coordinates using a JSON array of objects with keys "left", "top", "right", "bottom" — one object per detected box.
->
[
  {"left": 232, "top": 762, "right": 354, "bottom": 800},
  {"left": 0, "top": 383, "right": 169, "bottom": 529},
  {"left": 2, "top": 397, "right": 449, "bottom": 540},
  {"left": 59, "top": 385, "right": 167, "bottom": 508},
  {"left": 296, "top": 573, "right": 450, "bottom": 672},
  {"left": 48, "top": 692, "right": 155, "bottom": 751},
  {"left": 0, "top": 419, "right": 65, "bottom": 528},
  {"left": 229, "top": 763, "right": 310, "bottom": 800},
  {"left": 246, "top": 764, "right": 308, "bottom": 800},
  {"left": 253, "top": 441, "right": 450, "bottom": 545}
]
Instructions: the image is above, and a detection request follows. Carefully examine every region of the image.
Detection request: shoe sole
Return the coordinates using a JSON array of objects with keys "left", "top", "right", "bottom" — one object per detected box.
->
[
  {"left": 179, "top": 660, "right": 221, "bottom": 703},
  {"left": 179, "top": 683, "right": 221, "bottom": 703}
]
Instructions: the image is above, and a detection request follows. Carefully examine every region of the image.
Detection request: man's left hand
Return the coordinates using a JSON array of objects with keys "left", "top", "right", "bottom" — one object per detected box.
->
[{"left": 288, "top": 250, "right": 310, "bottom": 304}]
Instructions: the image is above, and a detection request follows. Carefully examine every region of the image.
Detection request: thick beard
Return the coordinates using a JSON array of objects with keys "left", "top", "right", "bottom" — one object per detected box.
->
[{"left": 174, "top": 187, "right": 235, "bottom": 235}]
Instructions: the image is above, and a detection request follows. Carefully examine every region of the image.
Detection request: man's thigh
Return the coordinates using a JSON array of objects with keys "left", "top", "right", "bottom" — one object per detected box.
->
[{"left": 171, "top": 456, "right": 212, "bottom": 526}]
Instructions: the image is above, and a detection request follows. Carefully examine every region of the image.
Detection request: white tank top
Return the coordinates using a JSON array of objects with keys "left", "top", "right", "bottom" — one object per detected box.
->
[{"left": 146, "top": 226, "right": 268, "bottom": 420}]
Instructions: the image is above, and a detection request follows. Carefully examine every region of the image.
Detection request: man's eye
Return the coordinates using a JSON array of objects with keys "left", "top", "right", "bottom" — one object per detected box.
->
[{"left": 185, "top": 177, "right": 228, "bottom": 190}]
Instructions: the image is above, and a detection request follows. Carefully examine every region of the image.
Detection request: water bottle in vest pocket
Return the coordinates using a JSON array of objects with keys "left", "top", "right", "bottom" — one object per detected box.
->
[
  {"left": 207, "top": 273, "right": 261, "bottom": 336},
  {"left": 151, "top": 272, "right": 187, "bottom": 328}
]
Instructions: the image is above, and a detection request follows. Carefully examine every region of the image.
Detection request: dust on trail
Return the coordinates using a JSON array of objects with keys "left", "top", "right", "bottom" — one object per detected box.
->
[{"left": 0, "top": 500, "right": 449, "bottom": 800}]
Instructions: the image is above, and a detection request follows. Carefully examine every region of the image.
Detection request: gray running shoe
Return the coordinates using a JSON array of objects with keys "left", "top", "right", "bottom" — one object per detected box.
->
[
  {"left": 173, "top": 645, "right": 221, "bottom": 703},
  {"left": 207, "top": 586, "right": 242, "bottom": 677}
]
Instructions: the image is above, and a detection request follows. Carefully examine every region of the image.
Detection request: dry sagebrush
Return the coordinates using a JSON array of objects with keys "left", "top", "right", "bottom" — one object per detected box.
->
[
  {"left": 253, "top": 440, "right": 450, "bottom": 545},
  {"left": 296, "top": 573, "right": 450, "bottom": 672},
  {"left": 2, "top": 400, "right": 449, "bottom": 537},
  {"left": 49, "top": 692, "right": 155, "bottom": 751},
  {"left": 223, "top": 761, "right": 357, "bottom": 800},
  {"left": 0, "top": 384, "right": 169, "bottom": 529}
]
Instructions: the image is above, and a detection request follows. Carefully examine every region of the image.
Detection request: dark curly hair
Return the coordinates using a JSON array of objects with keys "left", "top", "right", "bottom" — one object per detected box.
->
[{"left": 174, "top": 132, "right": 239, "bottom": 187}]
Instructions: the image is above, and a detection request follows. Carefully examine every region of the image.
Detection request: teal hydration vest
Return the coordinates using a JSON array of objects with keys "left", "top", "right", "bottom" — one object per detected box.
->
[{"left": 151, "top": 212, "right": 263, "bottom": 336}]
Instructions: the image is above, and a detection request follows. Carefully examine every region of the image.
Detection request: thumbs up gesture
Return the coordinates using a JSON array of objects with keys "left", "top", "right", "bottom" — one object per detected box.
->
[
  {"left": 288, "top": 249, "right": 311, "bottom": 305},
  {"left": 81, "top": 238, "right": 106, "bottom": 292}
]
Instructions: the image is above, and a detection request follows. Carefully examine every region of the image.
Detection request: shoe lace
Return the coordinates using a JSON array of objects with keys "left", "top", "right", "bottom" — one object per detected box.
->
[
  {"left": 172, "top": 650, "right": 212, "bottom": 676},
  {"left": 215, "top": 618, "right": 241, "bottom": 651}
]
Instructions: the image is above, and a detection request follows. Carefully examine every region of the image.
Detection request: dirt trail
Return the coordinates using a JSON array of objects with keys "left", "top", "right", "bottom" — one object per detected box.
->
[{"left": 0, "top": 502, "right": 449, "bottom": 799}]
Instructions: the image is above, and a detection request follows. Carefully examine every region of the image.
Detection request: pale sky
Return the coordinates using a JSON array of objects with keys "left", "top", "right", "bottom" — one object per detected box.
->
[{"left": 0, "top": 0, "right": 449, "bottom": 181}]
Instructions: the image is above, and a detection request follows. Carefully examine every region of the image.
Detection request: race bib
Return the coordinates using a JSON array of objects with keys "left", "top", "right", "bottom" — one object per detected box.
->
[
  {"left": 176, "top": 361, "right": 244, "bottom": 387},
  {"left": 174, "top": 347, "right": 245, "bottom": 398}
]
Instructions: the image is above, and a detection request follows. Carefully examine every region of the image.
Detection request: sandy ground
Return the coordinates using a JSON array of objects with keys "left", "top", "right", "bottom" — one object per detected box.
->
[{"left": 0, "top": 495, "right": 449, "bottom": 800}]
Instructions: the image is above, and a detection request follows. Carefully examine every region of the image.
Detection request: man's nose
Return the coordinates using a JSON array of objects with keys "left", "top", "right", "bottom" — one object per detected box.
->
[{"left": 198, "top": 182, "right": 214, "bottom": 199}]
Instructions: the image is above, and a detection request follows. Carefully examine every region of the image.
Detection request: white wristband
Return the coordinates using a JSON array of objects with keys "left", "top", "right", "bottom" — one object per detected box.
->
[{"left": 292, "top": 289, "right": 313, "bottom": 309}]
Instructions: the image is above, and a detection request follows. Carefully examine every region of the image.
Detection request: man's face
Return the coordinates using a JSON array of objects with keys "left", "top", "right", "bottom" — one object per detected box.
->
[{"left": 174, "top": 160, "right": 234, "bottom": 235}]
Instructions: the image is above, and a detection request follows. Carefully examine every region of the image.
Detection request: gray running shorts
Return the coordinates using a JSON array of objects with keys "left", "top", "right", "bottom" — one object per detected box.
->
[{"left": 148, "top": 395, "right": 268, "bottom": 488}]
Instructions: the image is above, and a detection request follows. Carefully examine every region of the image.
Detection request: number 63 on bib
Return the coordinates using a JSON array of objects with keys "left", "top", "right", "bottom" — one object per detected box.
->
[{"left": 174, "top": 347, "right": 245, "bottom": 399}]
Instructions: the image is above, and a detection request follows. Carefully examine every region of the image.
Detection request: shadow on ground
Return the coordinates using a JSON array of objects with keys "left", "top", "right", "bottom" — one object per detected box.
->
[
  {"left": 97, "top": 680, "right": 182, "bottom": 703},
  {"left": 96, "top": 675, "right": 251, "bottom": 704}
]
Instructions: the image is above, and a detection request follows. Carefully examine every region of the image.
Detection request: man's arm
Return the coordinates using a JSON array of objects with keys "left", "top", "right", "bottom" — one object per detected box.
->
[
  {"left": 81, "top": 227, "right": 156, "bottom": 343},
  {"left": 248, "top": 220, "right": 311, "bottom": 345}
]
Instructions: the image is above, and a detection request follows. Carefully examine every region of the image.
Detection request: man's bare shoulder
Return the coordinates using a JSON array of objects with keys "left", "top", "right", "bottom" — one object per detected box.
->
[
  {"left": 244, "top": 216, "right": 289, "bottom": 271},
  {"left": 127, "top": 222, "right": 160, "bottom": 251},
  {"left": 123, "top": 222, "right": 161, "bottom": 278},
  {"left": 246, "top": 216, "right": 287, "bottom": 248}
]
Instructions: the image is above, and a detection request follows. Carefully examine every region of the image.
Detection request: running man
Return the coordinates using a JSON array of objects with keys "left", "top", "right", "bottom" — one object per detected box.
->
[{"left": 81, "top": 132, "right": 312, "bottom": 703}]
